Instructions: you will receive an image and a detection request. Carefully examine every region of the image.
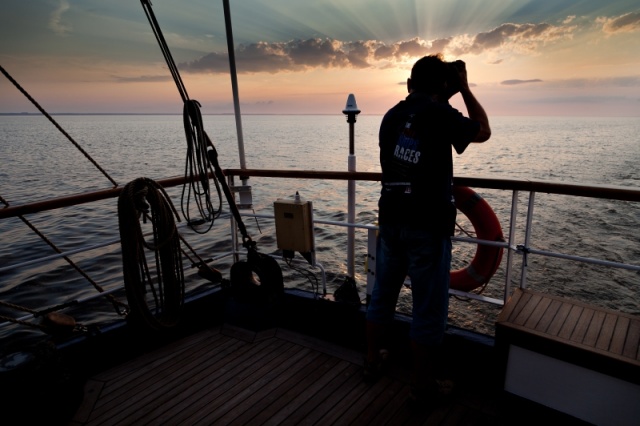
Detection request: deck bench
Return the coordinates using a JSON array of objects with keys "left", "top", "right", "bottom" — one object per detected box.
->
[{"left": 496, "top": 288, "right": 640, "bottom": 426}]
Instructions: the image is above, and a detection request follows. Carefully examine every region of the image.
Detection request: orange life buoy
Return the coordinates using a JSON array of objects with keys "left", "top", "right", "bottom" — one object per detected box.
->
[{"left": 450, "top": 186, "right": 504, "bottom": 292}]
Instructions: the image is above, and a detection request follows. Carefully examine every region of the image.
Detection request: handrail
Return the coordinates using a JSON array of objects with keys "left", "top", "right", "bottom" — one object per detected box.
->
[
  {"left": 2, "top": 168, "right": 639, "bottom": 327},
  {"left": 223, "top": 168, "right": 640, "bottom": 202},
  {"left": 0, "top": 175, "right": 190, "bottom": 219},
  {"left": 4, "top": 170, "right": 637, "bottom": 220}
]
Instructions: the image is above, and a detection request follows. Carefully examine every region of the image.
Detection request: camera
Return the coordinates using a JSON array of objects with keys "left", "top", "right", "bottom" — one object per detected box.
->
[{"left": 443, "top": 60, "right": 465, "bottom": 99}]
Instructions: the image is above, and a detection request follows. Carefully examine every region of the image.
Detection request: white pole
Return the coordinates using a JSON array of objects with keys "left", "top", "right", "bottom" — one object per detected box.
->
[
  {"left": 348, "top": 155, "right": 356, "bottom": 278},
  {"left": 343, "top": 94, "right": 360, "bottom": 279}
]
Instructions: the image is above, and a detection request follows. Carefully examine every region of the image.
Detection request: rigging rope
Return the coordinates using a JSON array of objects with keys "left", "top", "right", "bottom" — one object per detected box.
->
[
  {"left": 1, "top": 195, "right": 129, "bottom": 316},
  {"left": 141, "top": 0, "right": 225, "bottom": 233},
  {"left": 0, "top": 64, "right": 118, "bottom": 188},
  {"left": 140, "top": 1, "right": 255, "bottom": 248},
  {"left": 118, "top": 178, "right": 184, "bottom": 330},
  {"left": 181, "top": 100, "right": 223, "bottom": 233}
]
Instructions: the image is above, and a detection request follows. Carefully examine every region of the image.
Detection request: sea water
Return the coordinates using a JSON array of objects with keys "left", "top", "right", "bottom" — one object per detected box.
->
[{"left": 1, "top": 114, "right": 639, "bottom": 345}]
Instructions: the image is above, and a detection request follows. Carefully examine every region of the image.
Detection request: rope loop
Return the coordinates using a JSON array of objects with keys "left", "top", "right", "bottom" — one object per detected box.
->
[
  {"left": 181, "top": 100, "right": 223, "bottom": 233},
  {"left": 118, "top": 177, "right": 184, "bottom": 331}
]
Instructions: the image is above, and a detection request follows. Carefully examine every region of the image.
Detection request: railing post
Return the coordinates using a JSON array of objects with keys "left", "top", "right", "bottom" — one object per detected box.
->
[
  {"left": 228, "top": 175, "right": 240, "bottom": 263},
  {"left": 520, "top": 191, "right": 536, "bottom": 289},
  {"left": 504, "top": 190, "right": 519, "bottom": 301}
]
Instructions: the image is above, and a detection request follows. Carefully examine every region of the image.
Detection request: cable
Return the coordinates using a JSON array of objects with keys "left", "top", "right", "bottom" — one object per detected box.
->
[{"left": 284, "top": 257, "right": 320, "bottom": 298}]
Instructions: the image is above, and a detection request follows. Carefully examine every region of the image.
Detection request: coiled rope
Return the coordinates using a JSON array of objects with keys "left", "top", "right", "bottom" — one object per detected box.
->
[{"left": 118, "top": 178, "right": 184, "bottom": 330}]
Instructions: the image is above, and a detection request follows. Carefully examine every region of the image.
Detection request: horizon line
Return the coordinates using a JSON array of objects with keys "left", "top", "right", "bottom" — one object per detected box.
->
[{"left": 2, "top": 112, "right": 639, "bottom": 118}]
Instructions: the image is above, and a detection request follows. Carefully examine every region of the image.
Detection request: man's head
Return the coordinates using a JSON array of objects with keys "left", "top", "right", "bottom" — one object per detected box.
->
[{"left": 407, "top": 54, "right": 448, "bottom": 95}]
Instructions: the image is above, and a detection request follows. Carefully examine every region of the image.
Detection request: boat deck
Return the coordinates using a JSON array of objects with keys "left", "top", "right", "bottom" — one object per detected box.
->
[{"left": 69, "top": 324, "right": 587, "bottom": 425}]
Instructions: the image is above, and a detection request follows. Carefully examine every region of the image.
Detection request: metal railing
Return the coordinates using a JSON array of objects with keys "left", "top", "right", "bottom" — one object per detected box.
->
[
  {"left": 224, "top": 169, "right": 640, "bottom": 307},
  {"left": 2, "top": 169, "right": 639, "bottom": 329}
]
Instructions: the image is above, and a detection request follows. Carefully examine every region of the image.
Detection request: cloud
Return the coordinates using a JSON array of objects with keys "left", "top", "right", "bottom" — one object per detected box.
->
[
  {"left": 547, "top": 75, "right": 640, "bottom": 88},
  {"left": 598, "top": 11, "right": 640, "bottom": 34},
  {"left": 181, "top": 38, "right": 392, "bottom": 74},
  {"left": 501, "top": 79, "right": 543, "bottom": 85},
  {"left": 49, "top": 0, "right": 72, "bottom": 36},
  {"left": 179, "top": 35, "right": 447, "bottom": 74},
  {"left": 177, "top": 19, "right": 578, "bottom": 74},
  {"left": 528, "top": 95, "right": 634, "bottom": 104},
  {"left": 498, "top": 76, "right": 640, "bottom": 89},
  {"left": 458, "top": 22, "right": 577, "bottom": 55}
]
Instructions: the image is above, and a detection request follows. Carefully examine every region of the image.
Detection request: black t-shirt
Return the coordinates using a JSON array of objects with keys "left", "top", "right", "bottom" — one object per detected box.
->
[{"left": 378, "top": 93, "right": 480, "bottom": 235}]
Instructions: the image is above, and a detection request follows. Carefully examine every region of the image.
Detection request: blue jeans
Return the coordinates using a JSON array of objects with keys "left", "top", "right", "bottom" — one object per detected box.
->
[{"left": 366, "top": 223, "right": 451, "bottom": 346}]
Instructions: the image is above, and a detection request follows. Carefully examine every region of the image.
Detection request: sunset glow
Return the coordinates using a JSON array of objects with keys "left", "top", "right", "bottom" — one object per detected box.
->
[{"left": 1, "top": 1, "right": 639, "bottom": 116}]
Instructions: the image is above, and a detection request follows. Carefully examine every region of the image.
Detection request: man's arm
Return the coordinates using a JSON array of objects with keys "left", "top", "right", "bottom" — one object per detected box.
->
[
  {"left": 460, "top": 87, "right": 491, "bottom": 142},
  {"left": 455, "top": 61, "right": 491, "bottom": 142}
]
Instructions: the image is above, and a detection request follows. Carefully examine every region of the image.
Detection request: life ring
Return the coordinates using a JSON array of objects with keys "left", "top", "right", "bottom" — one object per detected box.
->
[{"left": 450, "top": 186, "right": 504, "bottom": 292}]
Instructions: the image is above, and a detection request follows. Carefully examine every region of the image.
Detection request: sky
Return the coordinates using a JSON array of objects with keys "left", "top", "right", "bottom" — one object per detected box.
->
[{"left": 1, "top": 0, "right": 639, "bottom": 116}]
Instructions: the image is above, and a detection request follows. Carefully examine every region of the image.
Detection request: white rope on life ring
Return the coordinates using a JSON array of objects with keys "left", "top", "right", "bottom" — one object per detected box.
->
[{"left": 450, "top": 186, "right": 504, "bottom": 292}]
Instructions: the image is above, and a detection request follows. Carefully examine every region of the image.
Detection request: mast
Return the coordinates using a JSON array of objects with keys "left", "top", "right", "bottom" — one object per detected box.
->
[{"left": 222, "top": 0, "right": 247, "bottom": 176}]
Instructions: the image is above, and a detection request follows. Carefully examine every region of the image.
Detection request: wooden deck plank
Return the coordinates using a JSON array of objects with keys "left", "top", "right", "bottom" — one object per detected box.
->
[
  {"left": 513, "top": 293, "right": 542, "bottom": 326},
  {"left": 569, "top": 307, "right": 595, "bottom": 344},
  {"left": 87, "top": 333, "right": 244, "bottom": 425},
  {"left": 508, "top": 290, "right": 532, "bottom": 324},
  {"left": 74, "top": 320, "right": 589, "bottom": 426},
  {"left": 623, "top": 319, "right": 640, "bottom": 360},
  {"left": 190, "top": 344, "right": 313, "bottom": 425},
  {"left": 610, "top": 316, "right": 630, "bottom": 356},
  {"left": 92, "top": 327, "right": 220, "bottom": 382},
  {"left": 260, "top": 358, "right": 350, "bottom": 426},
  {"left": 534, "top": 298, "right": 562, "bottom": 333},
  {"left": 353, "top": 378, "right": 406, "bottom": 424},
  {"left": 583, "top": 309, "right": 606, "bottom": 348},
  {"left": 496, "top": 287, "right": 525, "bottom": 323},
  {"left": 313, "top": 374, "right": 392, "bottom": 424},
  {"left": 94, "top": 329, "right": 227, "bottom": 409},
  {"left": 91, "top": 331, "right": 232, "bottom": 419},
  {"left": 276, "top": 362, "right": 360, "bottom": 426},
  {"left": 114, "top": 336, "right": 256, "bottom": 426},
  {"left": 220, "top": 351, "right": 328, "bottom": 425},
  {"left": 558, "top": 304, "right": 584, "bottom": 340},
  {"left": 294, "top": 365, "right": 364, "bottom": 425},
  {"left": 524, "top": 296, "right": 552, "bottom": 330},
  {"left": 140, "top": 338, "right": 283, "bottom": 425},
  {"left": 371, "top": 384, "right": 414, "bottom": 425},
  {"left": 169, "top": 340, "right": 300, "bottom": 425},
  {"left": 595, "top": 313, "right": 618, "bottom": 351},
  {"left": 546, "top": 300, "right": 573, "bottom": 337},
  {"left": 231, "top": 353, "right": 339, "bottom": 425}
]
